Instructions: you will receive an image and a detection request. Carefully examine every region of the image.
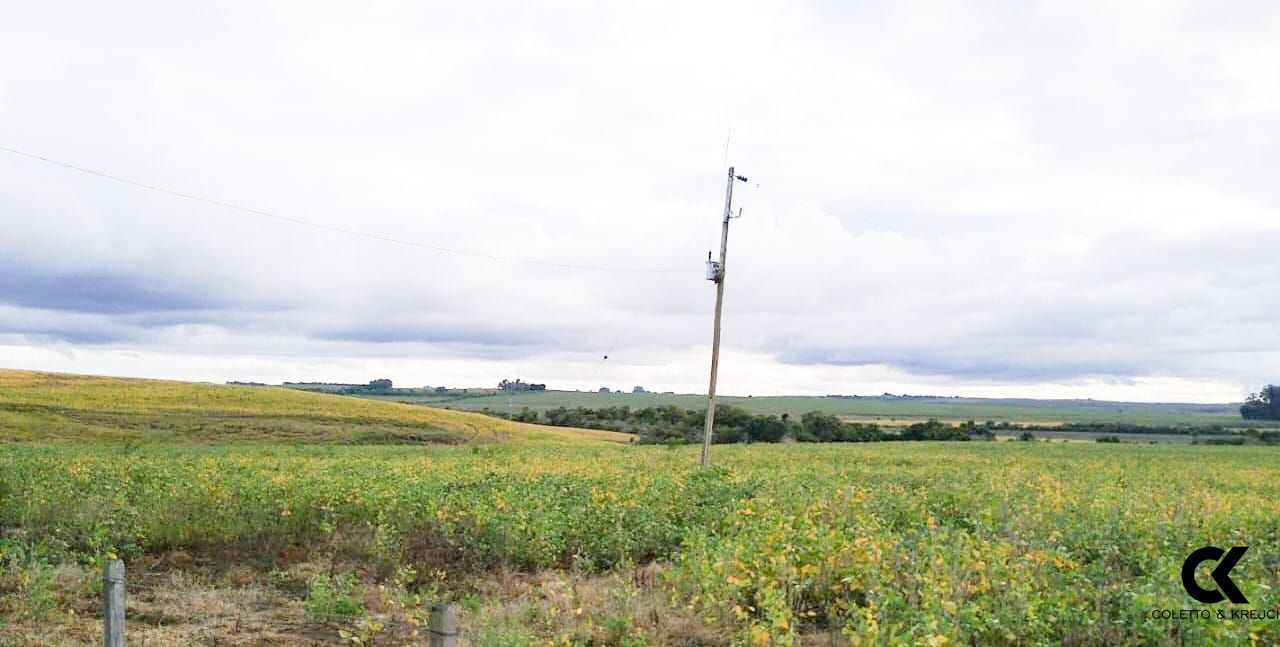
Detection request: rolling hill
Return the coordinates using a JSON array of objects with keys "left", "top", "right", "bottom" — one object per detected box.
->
[{"left": 0, "top": 369, "right": 631, "bottom": 445}]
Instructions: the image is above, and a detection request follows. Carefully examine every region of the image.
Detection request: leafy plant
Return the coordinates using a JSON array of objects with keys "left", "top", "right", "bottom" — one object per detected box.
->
[{"left": 306, "top": 573, "right": 365, "bottom": 622}]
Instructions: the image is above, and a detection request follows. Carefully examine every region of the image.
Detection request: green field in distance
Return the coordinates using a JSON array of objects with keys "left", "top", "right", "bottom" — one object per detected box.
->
[{"left": 360, "top": 389, "right": 1271, "bottom": 428}]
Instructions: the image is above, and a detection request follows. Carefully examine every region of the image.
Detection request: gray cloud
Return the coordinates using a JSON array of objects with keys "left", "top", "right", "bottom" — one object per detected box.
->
[
  {"left": 0, "top": 266, "right": 216, "bottom": 314},
  {"left": 1, "top": 1, "right": 1278, "bottom": 399}
]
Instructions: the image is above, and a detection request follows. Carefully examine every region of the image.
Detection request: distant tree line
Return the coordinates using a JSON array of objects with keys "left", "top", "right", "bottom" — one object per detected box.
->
[
  {"left": 489, "top": 404, "right": 999, "bottom": 444},
  {"left": 1241, "top": 385, "right": 1280, "bottom": 421},
  {"left": 499, "top": 379, "right": 546, "bottom": 392},
  {"left": 482, "top": 404, "right": 1265, "bottom": 445},
  {"left": 284, "top": 379, "right": 396, "bottom": 395},
  {"left": 1238, "top": 428, "right": 1280, "bottom": 444}
]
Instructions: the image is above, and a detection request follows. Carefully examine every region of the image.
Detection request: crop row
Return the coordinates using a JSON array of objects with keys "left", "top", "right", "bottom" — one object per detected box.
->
[{"left": 2, "top": 443, "right": 1278, "bottom": 644}]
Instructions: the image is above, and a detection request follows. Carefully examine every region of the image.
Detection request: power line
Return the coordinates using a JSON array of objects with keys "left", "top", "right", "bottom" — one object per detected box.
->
[
  {"left": 0, "top": 145, "right": 699, "bottom": 275},
  {"left": 586, "top": 339, "right": 618, "bottom": 383}
]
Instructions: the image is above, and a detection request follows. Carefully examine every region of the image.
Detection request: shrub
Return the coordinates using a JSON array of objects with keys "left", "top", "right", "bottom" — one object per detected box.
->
[{"left": 306, "top": 574, "right": 365, "bottom": 622}]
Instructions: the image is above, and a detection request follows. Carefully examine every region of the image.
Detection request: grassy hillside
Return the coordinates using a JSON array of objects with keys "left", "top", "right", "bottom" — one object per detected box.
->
[
  {"left": 373, "top": 389, "right": 1266, "bottom": 427},
  {"left": 0, "top": 370, "right": 630, "bottom": 445}
]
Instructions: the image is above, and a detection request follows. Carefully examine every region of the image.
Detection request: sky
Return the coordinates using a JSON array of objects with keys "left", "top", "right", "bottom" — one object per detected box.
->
[{"left": 1, "top": 1, "right": 1277, "bottom": 402}]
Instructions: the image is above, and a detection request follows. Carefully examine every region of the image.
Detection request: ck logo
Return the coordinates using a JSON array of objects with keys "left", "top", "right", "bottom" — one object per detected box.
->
[{"left": 1181, "top": 546, "right": 1249, "bottom": 604}]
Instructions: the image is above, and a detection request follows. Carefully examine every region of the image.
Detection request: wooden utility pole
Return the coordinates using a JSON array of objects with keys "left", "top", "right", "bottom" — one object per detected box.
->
[{"left": 701, "top": 166, "right": 747, "bottom": 467}]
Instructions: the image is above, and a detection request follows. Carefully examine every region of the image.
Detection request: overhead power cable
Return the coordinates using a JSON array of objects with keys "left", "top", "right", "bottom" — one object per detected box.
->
[
  {"left": 0, "top": 145, "right": 698, "bottom": 275},
  {"left": 586, "top": 339, "right": 618, "bottom": 383}
]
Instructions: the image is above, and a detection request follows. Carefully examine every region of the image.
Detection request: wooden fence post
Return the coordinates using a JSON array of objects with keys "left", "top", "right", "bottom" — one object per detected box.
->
[
  {"left": 428, "top": 602, "right": 458, "bottom": 647},
  {"left": 103, "top": 559, "right": 125, "bottom": 647}
]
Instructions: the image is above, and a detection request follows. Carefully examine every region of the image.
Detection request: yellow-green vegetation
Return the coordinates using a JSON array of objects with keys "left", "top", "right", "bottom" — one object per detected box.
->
[
  {"left": 0, "top": 369, "right": 629, "bottom": 445},
  {"left": 3, "top": 439, "right": 1278, "bottom": 644}
]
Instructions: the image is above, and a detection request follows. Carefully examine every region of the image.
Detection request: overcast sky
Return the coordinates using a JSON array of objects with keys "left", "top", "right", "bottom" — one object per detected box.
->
[{"left": 2, "top": 1, "right": 1277, "bottom": 402}]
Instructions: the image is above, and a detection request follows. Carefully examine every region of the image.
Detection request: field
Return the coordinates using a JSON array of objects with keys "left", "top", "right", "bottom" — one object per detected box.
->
[
  {"left": 3, "top": 371, "right": 1280, "bottom": 645},
  {"left": 368, "top": 389, "right": 1267, "bottom": 429},
  {"left": 0, "top": 370, "right": 629, "bottom": 445}
]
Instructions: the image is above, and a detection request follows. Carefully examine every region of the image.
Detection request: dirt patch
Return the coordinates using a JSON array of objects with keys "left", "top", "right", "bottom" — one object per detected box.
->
[
  {"left": 1, "top": 571, "right": 336, "bottom": 646},
  {"left": 1, "top": 553, "right": 725, "bottom": 646}
]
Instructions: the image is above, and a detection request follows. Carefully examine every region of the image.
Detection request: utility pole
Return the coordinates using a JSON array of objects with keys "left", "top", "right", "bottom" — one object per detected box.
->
[{"left": 701, "top": 166, "right": 748, "bottom": 467}]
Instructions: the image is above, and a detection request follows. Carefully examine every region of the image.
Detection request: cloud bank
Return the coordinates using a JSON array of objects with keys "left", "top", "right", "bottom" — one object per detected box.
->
[{"left": 2, "top": 1, "right": 1278, "bottom": 401}]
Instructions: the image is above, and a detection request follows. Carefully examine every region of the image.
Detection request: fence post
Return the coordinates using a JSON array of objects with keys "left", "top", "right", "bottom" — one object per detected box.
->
[
  {"left": 103, "top": 559, "right": 125, "bottom": 647},
  {"left": 428, "top": 602, "right": 458, "bottom": 647}
]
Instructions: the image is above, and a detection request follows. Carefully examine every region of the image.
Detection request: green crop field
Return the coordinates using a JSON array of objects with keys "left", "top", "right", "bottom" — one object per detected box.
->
[
  {"left": 3, "top": 371, "right": 1279, "bottom": 645},
  {"left": 371, "top": 389, "right": 1265, "bottom": 428}
]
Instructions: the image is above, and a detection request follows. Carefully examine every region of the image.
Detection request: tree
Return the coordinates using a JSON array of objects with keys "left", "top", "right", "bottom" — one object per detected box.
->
[
  {"left": 1241, "top": 385, "right": 1280, "bottom": 420},
  {"left": 499, "top": 379, "right": 544, "bottom": 392},
  {"left": 367, "top": 378, "right": 393, "bottom": 390},
  {"left": 744, "top": 415, "right": 787, "bottom": 443},
  {"left": 799, "top": 412, "right": 844, "bottom": 442},
  {"left": 843, "top": 423, "right": 883, "bottom": 442},
  {"left": 512, "top": 407, "right": 540, "bottom": 423},
  {"left": 900, "top": 419, "right": 968, "bottom": 441}
]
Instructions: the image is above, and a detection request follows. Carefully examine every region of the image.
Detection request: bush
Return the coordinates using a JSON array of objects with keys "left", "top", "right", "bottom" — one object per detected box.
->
[
  {"left": 306, "top": 574, "right": 365, "bottom": 622},
  {"left": 1203, "top": 437, "right": 1246, "bottom": 446},
  {"left": 900, "top": 419, "right": 969, "bottom": 441},
  {"left": 800, "top": 412, "right": 845, "bottom": 442}
]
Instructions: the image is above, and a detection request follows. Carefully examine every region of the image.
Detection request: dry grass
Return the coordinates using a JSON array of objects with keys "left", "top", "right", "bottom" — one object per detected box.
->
[
  {"left": 0, "top": 554, "right": 722, "bottom": 646},
  {"left": 1, "top": 573, "right": 331, "bottom": 646},
  {"left": 456, "top": 566, "right": 725, "bottom": 646}
]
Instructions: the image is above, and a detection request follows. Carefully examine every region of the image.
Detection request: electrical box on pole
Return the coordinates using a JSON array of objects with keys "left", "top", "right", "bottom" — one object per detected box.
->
[{"left": 701, "top": 166, "right": 748, "bottom": 467}]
